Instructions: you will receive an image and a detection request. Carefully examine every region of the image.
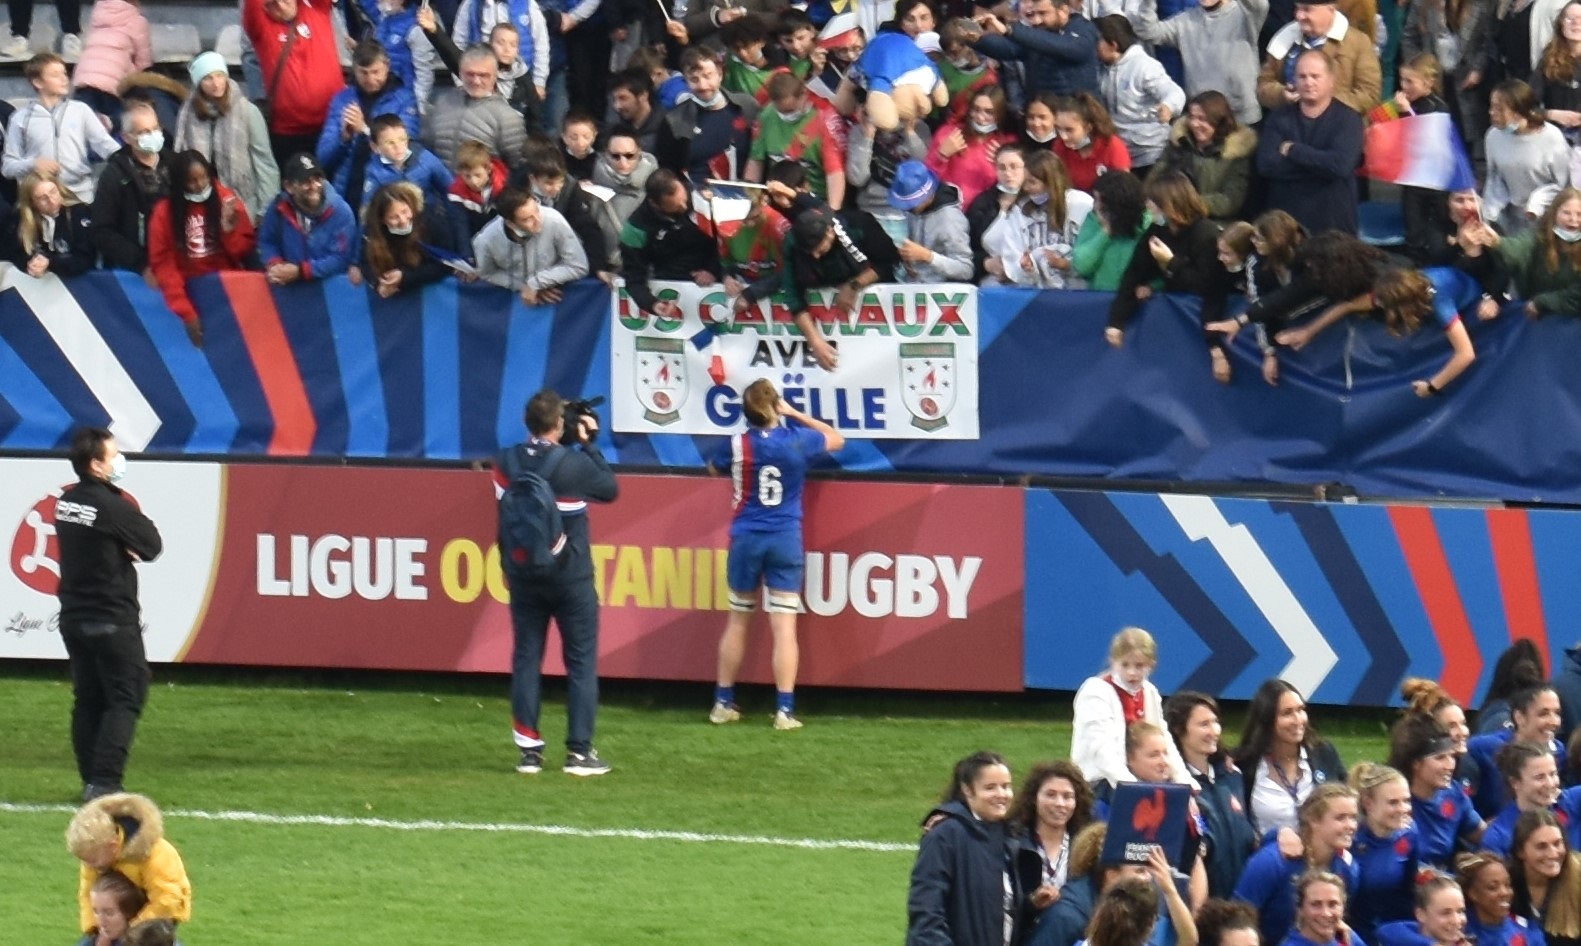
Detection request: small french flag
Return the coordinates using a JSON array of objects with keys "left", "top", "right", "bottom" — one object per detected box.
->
[{"left": 1361, "top": 112, "right": 1477, "bottom": 191}]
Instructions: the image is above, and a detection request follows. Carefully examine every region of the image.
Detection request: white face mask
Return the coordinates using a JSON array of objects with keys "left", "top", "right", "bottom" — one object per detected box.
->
[
  {"left": 996, "top": 182, "right": 1019, "bottom": 194},
  {"left": 380, "top": 150, "right": 410, "bottom": 166},
  {"left": 1027, "top": 127, "right": 1056, "bottom": 143},
  {"left": 135, "top": 130, "right": 164, "bottom": 154},
  {"left": 507, "top": 223, "right": 531, "bottom": 239},
  {"left": 695, "top": 91, "right": 726, "bottom": 109},
  {"left": 1503, "top": 121, "right": 1523, "bottom": 134},
  {"left": 186, "top": 186, "right": 212, "bottom": 203},
  {"left": 108, "top": 452, "right": 127, "bottom": 483},
  {"left": 387, "top": 222, "right": 413, "bottom": 236},
  {"left": 969, "top": 119, "right": 998, "bottom": 134},
  {"left": 1069, "top": 135, "right": 1092, "bottom": 150},
  {"left": 1555, "top": 226, "right": 1581, "bottom": 243},
  {"left": 775, "top": 105, "right": 810, "bottom": 123}
]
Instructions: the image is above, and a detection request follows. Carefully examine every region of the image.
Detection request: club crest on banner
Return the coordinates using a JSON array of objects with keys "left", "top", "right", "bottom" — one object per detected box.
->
[
  {"left": 635, "top": 337, "right": 689, "bottom": 425},
  {"left": 900, "top": 342, "right": 956, "bottom": 431}
]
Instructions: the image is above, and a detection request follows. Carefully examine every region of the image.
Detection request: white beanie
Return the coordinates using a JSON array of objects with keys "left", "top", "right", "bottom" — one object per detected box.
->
[{"left": 188, "top": 51, "right": 228, "bottom": 87}]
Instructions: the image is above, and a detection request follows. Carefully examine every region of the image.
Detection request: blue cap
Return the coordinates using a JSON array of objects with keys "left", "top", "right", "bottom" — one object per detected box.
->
[{"left": 887, "top": 160, "right": 938, "bottom": 211}]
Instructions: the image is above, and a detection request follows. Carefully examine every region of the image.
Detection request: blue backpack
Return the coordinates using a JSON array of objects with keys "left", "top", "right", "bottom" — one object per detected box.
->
[{"left": 496, "top": 444, "right": 570, "bottom": 582}]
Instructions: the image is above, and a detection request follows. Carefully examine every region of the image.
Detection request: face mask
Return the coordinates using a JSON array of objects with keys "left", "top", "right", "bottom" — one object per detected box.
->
[
  {"left": 108, "top": 453, "right": 127, "bottom": 483},
  {"left": 1069, "top": 135, "right": 1092, "bottom": 150},
  {"left": 695, "top": 91, "right": 725, "bottom": 109},
  {"left": 387, "top": 222, "right": 413, "bottom": 236},
  {"left": 1223, "top": 261, "right": 1245, "bottom": 273},
  {"left": 1555, "top": 227, "right": 1581, "bottom": 243},
  {"left": 949, "top": 54, "right": 974, "bottom": 69},
  {"left": 1027, "top": 127, "right": 1056, "bottom": 143},
  {"left": 507, "top": 223, "right": 531, "bottom": 239},
  {"left": 775, "top": 105, "right": 810, "bottom": 123},
  {"left": 1503, "top": 121, "right": 1523, "bottom": 134},
  {"left": 380, "top": 150, "right": 409, "bottom": 166},
  {"left": 970, "top": 119, "right": 998, "bottom": 134},
  {"left": 135, "top": 130, "right": 164, "bottom": 153},
  {"left": 996, "top": 181, "right": 1019, "bottom": 194},
  {"left": 186, "top": 186, "right": 212, "bottom": 202},
  {"left": 1029, "top": 191, "right": 1051, "bottom": 206}
]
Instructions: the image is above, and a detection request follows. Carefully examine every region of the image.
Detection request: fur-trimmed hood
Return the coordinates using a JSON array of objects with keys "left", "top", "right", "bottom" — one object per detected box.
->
[
  {"left": 85, "top": 792, "right": 165, "bottom": 861},
  {"left": 1168, "top": 120, "right": 1257, "bottom": 161},
  {"left": 117, "top": 70, "right": 189, "bottom": 100}
]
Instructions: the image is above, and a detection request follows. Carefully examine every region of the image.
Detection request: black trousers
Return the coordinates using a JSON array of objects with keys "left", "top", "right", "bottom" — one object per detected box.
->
[{"left": 61, "top": 621, "right": 150, "bottom": 789}]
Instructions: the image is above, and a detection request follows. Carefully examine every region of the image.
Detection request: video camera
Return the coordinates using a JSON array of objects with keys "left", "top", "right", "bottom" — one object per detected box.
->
[{"left": 560, "top": 396, "right": 606, "bottom": 446}]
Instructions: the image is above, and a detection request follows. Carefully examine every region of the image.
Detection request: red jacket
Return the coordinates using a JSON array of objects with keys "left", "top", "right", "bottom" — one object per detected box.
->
[
  {"left": 243, "top": 0, "right": 345, "bottom": 136},
  {"left": 146, "top": 184, "right": 257, "bottom": 323},
  {"left": 1052, "top": 134, "right": 1133, "bottom": 193}
]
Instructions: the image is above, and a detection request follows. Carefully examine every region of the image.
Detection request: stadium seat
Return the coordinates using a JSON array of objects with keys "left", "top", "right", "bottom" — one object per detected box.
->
[
  {"left": 151, "top": 23, "right": 203, "bottom": 64},
  {"left": 216, "top": 24, "right": 244, "bottom": 66},
  {"left": 1358, "top": 201, "right": 1406, "bottom": 247}
]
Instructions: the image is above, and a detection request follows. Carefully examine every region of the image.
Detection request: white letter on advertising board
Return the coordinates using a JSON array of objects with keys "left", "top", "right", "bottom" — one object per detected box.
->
[
  {"left": 394, "top": 538, "right": 428, "bottom": 600},
  {"left": 256, "top": 534, "right": 290, "bottom": 596},
  {"left": 850, "top": 552, "right": 895, "bottom": 618},
  {"left": 937, "top": 556, "right": 982, "bottom": 620},
  {"left": 894, "top": 555, "right": 940, "bottom": 618},
  {"left": 310, "top": 534, "right": 353, "bottom": 599},
  {"left": 802, "top": 552, "right": 847, "bottom": 617}
]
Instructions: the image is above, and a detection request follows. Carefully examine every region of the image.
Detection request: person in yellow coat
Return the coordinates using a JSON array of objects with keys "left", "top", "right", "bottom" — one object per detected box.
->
[{"left": 66, "top": 793, "right": 192, "bottom": 936}]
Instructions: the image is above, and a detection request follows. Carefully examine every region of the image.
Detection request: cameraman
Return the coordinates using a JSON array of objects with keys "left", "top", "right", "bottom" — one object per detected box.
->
[{"left": 492, "top": 390, "right": 619, "bottom": 776}]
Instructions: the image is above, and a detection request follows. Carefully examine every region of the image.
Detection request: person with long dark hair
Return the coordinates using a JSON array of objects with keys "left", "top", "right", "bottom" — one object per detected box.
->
[
  {"left": 1148, "top": 91, "right": 1255, "bottom": 221},
  {"left": 1510, "top": 809, "right": 1581, "bottom": 946},
  {"left": 1479, "top": 741, "right": 1581, "bottom": 854},
  {"left": 1467, "top": 685, "right": 1566, "bottom": 818},
  {"left": 1233, "top": 679, "right": 1347, "bottom": 837},
  {"left": 1166, "top": 692, "right": 1258, "bottom": 900},
  {"left": 1479, "top": 641, "right": 1549, "bottom": 735},
  {"left": 350, "top": 181, "right": 462, "bottom": 299},
  {"left": 1073, "top": 170, "right": 1149, "bottom": 291},
  {"left": 907, "top": 751, "right": 1043, "bottom": 945},
  {"left": 146, "top": 149, "right": 256, "bottom": 346},
  {"left": 1388, "top": 710, "right": 1483, "bottom": 868},
  {"left": 1008, "top": 760, "right": 1097, "bottom": 906}
]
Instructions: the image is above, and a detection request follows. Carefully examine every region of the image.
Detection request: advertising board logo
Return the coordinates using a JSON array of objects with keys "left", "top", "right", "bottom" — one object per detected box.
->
[
  {"left": 9, "top": 488, "right": 63, "bottom": 595},
  {"left": 899, "top": 342, "right": 956, "bottom": 431},
  {"left": 635, "top": 336, "right": 688, "bottom": 425}
]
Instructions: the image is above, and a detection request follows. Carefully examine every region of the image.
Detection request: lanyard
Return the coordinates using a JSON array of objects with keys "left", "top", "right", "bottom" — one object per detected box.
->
[{"left": 1266, "top": 751, "right": 1306, "bottom": 805}]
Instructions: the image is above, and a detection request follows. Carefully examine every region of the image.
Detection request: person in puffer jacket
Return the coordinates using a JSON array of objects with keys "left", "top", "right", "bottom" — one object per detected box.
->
[
  {"left": 887, "top": 160, "right": 973, "bottom": 283},
  {"left": 69, "top": 0, "right": 152, "bottom": 128},
  {"left": 362, "top": 114, "right": 454, "bottom": 211},
  {"left": 1095, "top": 15, "right": 1186, "bottom": 176},
  {"left": 589, "top": 125, "right": 657, "bottom": 223},
  {"left": 66, "top": 793, "right": 192, "bottom": 937},
  {"left": 259, "top": 153, "right": 360, "bottom": 284}
]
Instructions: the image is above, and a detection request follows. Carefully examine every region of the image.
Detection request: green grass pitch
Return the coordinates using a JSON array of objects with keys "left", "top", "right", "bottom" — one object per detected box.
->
[{"left": 0, "top": 666, "right": 1394, "bottom": 945}]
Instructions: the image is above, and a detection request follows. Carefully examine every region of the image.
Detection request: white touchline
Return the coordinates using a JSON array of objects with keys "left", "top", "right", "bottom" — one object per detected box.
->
[{"left": 0, "top": 802, "right": 913, "bottom": 853}]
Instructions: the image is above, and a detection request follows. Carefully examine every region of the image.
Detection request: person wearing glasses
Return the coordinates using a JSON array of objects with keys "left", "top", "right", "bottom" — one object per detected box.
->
[{"left": 592, "top": 125, "right": 658, "bottom": 223}]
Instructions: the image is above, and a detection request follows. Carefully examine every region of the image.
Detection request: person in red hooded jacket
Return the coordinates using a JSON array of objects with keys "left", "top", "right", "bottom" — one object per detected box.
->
[{"left": 146, "top": 150, "right": 257, "bottom": 346}]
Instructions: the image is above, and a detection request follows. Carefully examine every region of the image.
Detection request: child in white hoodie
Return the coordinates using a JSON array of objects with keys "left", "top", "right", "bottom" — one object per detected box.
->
[{"left": 1095, "top": 14, "right": 1186, "bottom": 177}]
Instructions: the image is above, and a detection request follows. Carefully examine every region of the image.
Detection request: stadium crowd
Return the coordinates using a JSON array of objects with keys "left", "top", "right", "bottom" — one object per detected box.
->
[
  {"left": 906, "top": 631, "right": 1581, "bottom": 946},
  {"left": 0, "top": 0, "right": 1577, "bottom": 385}
]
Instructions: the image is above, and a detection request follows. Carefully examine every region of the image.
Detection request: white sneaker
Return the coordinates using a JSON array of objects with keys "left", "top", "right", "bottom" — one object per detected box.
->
[
  {"left": 59, "top": 32, "right": 81, "bottom": 61},
  {"left": 0, "top": 33, "right": 31, "bottom": 60},
  {"left": 709, "top": 702, "right": 741, "bottom": 724},
  {"left": 773, "top": 710, "right": 803, "bottom": 731}
]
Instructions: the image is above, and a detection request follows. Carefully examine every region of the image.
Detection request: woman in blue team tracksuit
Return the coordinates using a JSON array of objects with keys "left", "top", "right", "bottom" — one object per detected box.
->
[{"left": 1235, "top": 784, "right": 1361, "bottom": 946}]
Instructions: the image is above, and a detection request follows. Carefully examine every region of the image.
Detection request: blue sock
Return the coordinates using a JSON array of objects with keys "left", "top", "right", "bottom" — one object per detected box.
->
[
  {"left": 776, "top": 691, "right": 795, "bottom": 715},
  {"left": 714, "top": 686, "right": 734, "bottom": 707}
]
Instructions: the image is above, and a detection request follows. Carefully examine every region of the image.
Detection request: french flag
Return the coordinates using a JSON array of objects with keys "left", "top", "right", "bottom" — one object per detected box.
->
[{"left": 1362, "top": 112, "right": 1477, "bottom": 191}]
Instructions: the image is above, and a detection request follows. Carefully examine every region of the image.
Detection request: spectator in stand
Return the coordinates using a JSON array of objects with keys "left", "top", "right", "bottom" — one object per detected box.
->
[
  {"left": 847, "top": 105, "right": 931, "bottom": 220},
  {"left": 351, "top": 181, "right": 462, "bottom": 297},
  {"left": 259, "top": 153, "right": 359, "bottom": 285},
  {"left": 473, "top": 187, "right": 587, "bottom": 304},
  {"left": 1135, "top": 0, "right": 1269, "bottom": 126},
  {"left": 316, "top": 39, "right": 421, "bottom": 219},
  {"left": 558, "top": 111, "right": 598, "bottom": 180},
  {"left": 884, "top": 0, "right": 938, "bottom": 37},
  {"left": 1196, "top": 901, "right": 1262, "bottom": 946},
  {"left": 1203, "top": 209, "right": 1307, "bottom": 345},
  {"left": 980, "top": 149, "right": 1093, "bottom": 287},
  {"left": 747, "top": 72, "right": 847, "bottom": 207},
  {"left": 1485, "top": 80, "right": 1571, "bottom": 233},
  {"left": 925, "top": 86, "right": 1015, "bottom": 207},
  {"left": 1008, "top": 760, "right": 1098, "bottom": 902},
  {"left": 516, "top": 138, "right": 616, "bottom": 280},
  {"left": 1400, "top": 0, "right": 1493, "bottom": 148},
  {"left": 970, "top": 0, "right": 1100, "bottom": 99},
  {"left": 2, "top": 53, "right": 120, "bottom": 204},
  {"left": 69, "top": 0, "right": 152, "bottom": 131},
  {"left": 1149, "top": 91, "right": 1255, "bottom": 222},
  {"left": 720, "top": 15, "right": 776, "bottom": 101},
  {"left": 66, "top": 793, "right": 191, "bottom": 938},
  {"left": 243, "top": 0, "right": 347, "bottom": 167},
  {"left": 4, "top": 172, "right": 94, "bottom": 277},
  {"left": 1360, "top": 267, "right": 1483, "bottom": 396},
  {"left": 363, "top": 113, "right": 453, "bottom": 211},
  {"left": 938, "top": 18, "right": 999, "bottom": 123},
  {"left": 1021, "top": 92, "right": 1061, "bottom": 152},
  {"left": 1478, "top": 640, "right": 1549, "bottom": 735},
  {"left": 176, "top": 51, "right": 281, "bottom": 223},
  {"left": 1166, "top": 694, "right": 1260, "bottom": 900},
  {"left": 886, "top": 159, "right": 973, "bottom": 283},
  {"left": 1508, "top": 809, "right": 1581, "bottom": 946},
  {"left": 1070, "top": 626, "right": 1188, "bottom": 787},
  {"left": 448, "top": 139, "right": 509, "bottom": 239},
  {"left": 1465, "top": 684, "right": 1567, "bottom": 818},
  {"left": 1052, "top": 92, "right": 1133, "bottom": 192},
  {"left": 78, "top": 870, "right": 145, "bottom": 946},
  {"left": 676, "top": 0, "right": 779, "bottom": 51},
  {"left": 1235, "top": 788, "right": 1362, "bottom": 946},
  {"left": 720, "top": 186, "right": 790, "bottom": 293},
  {"left": 1457, "top": 853, "right": 1545, "bottom": 946},
  {"left": 1388, "top": 713, "right": 1485, "bottom": 869},
  {"left": 1234, "top": 678, "right": 1348, "bottom": 837},
  {"left": 1535, "top": 2, "right": 1581, "bottom": 146},
  {"left": 656, "top": 47, "right": 761, "bottom": 188},
  {"left": 424, "top": 46, "right": 530, "bottom": 172},
  {"left": 1095, "top": 16, "right": 1186, "bottom": 178},
  {"left": 609, "top": 69, "right": 664, "bottom": 154},
  {"left": 1073, "top": 169, "right": 1148, "bottom": 291},
  {"left": 1106, "top": 171, "right": 1231, "bottom": 363},
  {"left": 1257, "top": 0, "right": 1381, "bottom": 114},
  {"left": 1377, "top": 55, "right": 1456, "bottom": 260},
  {"left": 620, "top": 169, "right": 721, "bottom": 317},
  {"left": 93, "top": 101, "right": 169, "bottom": 276},
  {"left": 451, "top": 0, "right": 550, "bottom": 108},
  {"left": 591, "top": 125, "right": 657, "bottom": 223},
  {"left": 907, "top": 751, "right": 1044, "bottom": 946},
  {"left": 1256, "top": 49, "right": 1364, "bottom": 235},
  {"left": 147, "top": 150, "right": 256, "bottom": 345},
  {"left": 416, "top": 7, "right": 542, "bottom": 132},
  {"left": 348, "top": 0, "right": 437, "bottom": 116},
  {"left": 774, "top": 9, "right": 824, "bottom": 84},
  {"left": 969, "top": 145, "right": 1025, "bottom": 283},
  {"left": 0, "top": 0, "right": 80, "bottom": 60}
]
